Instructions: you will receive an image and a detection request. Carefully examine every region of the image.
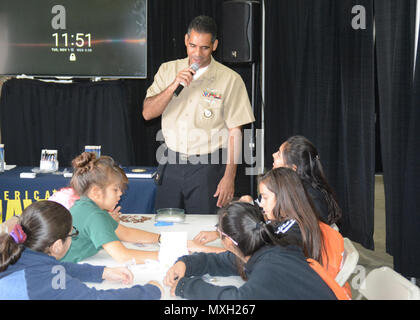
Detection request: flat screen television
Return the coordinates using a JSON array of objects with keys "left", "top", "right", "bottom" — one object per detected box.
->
[{"left": 0, "top": 0, "right": 147, "bottom": 78}]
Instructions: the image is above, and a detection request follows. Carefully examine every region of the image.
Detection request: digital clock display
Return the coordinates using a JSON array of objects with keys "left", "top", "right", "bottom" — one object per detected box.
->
[
  {"left": 0, "top": 0, "right": 147, "bottom": 78},
  {"left": 52, "top": 33, "right": 92, "bottom": 48}
]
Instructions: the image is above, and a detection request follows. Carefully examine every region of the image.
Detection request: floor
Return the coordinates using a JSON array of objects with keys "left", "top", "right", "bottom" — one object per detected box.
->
[
  {"left": 348, "top": 174, "right": 418, "bottom": 298},
  {"left": 352, "top": 175, "right": 392, "bottom": 268}
]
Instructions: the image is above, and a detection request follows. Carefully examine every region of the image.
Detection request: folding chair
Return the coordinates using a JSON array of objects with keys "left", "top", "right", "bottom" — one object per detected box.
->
[
  {"left": 335, "top": 237, "right": 359, "bottom": 286},
  {"left": 357, "top": 266, "right": 420, "bottom": 300}
]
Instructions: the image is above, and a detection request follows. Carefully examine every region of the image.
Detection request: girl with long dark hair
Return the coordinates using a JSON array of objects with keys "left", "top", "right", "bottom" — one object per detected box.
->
[
  {"left": 164, "top": 202, "right": 340, "bottom": 300},
  {"left": 272, "top": 135, "right": 342, "bottom": 225},
  {"left": 0, "top": 201, "right": 162, "bottom": 300},
  {"left": 258, "top": 167, "right": 345, "bottom": 281}
]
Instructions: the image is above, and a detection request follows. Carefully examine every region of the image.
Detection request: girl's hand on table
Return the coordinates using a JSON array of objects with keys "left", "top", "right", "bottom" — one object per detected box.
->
[{"left": 102, "top": 267, "right": 133, "bottom": 285}]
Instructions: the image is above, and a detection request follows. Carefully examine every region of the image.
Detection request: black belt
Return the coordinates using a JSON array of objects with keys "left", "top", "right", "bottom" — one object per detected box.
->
[{"left": 167, "top": 148, "right": 226, "bottom": 165}]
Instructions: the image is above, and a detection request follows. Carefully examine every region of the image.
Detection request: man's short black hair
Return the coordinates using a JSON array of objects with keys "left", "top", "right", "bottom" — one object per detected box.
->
[{"left": 187, "top": 15, "right": 218, "bottom": 43}]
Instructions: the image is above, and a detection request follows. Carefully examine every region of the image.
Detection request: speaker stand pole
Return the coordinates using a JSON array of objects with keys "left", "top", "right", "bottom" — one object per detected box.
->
[
  {"left": 261, "top": 0, "right": 266, "bottom": 175},
  {"left": 250, "top": 61, "right": 256, "bottom": 198},
  {"left": 249, "top": 0, "right": 266, "bottom": 199}
]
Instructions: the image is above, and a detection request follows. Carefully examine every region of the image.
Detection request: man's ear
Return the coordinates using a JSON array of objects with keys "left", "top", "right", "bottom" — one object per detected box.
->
[
  {"left": 185, "top": 33, "right": 189, "bottom": 47},
  {"left": 212, "top": 39, "right": 219, "bottom": 52}
]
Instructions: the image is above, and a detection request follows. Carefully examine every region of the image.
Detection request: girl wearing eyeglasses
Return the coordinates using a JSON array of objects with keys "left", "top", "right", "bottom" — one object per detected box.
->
[
  {"left": 164, "top": 201, "right": 341, "bottom": 300},
  {"left": 0, "top": 201, "right": 162, "bottom": 300}
]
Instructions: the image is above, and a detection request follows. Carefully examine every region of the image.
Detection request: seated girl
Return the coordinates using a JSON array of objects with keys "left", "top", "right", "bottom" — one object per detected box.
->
[
  {"left": 60, "top": 152, "right": 160, "bottom": 264},
  {"left": 0, "top": 201, "right": 162, "bottom": 300},
  {"left": 269, "top": 135, "right": 342, "bottom": 225},
  {"left": 193, "top": 135, "right": 342, "bottom": 247},
  {"left": 164, "top": 202, "right": 344, "bottom": 300},
  {"left": 258, "top": 167, "right": 345, "bottom": 280}
]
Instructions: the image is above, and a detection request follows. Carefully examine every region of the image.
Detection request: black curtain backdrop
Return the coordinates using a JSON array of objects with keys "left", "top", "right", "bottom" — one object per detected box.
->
[
  {"left": 265, "top": 0, "right": 376, "bottom": 249},
  {"left": 375, "top": 0, "right": 420, "bottom": 278},
  {"left": 400, "top": 47, "right": 420, "bottom": 278},
  {"left": 0, "top": 78, "right": 135, "bottom": 167}
]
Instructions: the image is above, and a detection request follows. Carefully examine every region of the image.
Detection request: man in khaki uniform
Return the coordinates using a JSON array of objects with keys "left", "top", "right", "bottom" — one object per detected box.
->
[{"left": 143, "top": 16, "right": 255, "bottom": 214}]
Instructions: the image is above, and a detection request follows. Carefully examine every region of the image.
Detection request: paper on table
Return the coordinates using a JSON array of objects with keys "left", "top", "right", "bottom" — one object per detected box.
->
[
  {"left": 158, "top": 232, "right": 189, "bottom": 270},
  {"left": 20, "top": 172, "right": 36, "bottom": 178},
  {"left": 125, "top": 168, "right": 157, "bottom": 179}
]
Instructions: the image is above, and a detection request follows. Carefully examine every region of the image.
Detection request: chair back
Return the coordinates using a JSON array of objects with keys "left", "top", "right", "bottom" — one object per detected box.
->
[
  {"left": 358, "top": 266, "right": 420, "bottom": 300},
  {"left": 335, "top": 237, "right": 359, "bottom": 286}
]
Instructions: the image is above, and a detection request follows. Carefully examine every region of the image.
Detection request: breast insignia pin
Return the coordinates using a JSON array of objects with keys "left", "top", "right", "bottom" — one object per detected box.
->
[{"left": 203, "top": 109, "right": 213, "bottom": 118}]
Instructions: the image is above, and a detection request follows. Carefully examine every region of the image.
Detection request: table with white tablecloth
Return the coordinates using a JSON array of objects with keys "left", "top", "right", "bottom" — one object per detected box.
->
[{"left": 79, "top": 214, "right": 245, "bottom": 300}]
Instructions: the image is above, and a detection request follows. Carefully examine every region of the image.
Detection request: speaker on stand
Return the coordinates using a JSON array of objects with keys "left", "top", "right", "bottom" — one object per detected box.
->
[{"left": 222, "top": 0, "right": 261, "bottom": 199}]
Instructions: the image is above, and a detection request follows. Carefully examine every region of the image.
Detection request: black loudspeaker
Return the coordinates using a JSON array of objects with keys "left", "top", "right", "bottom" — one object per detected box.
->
[{"left": 222, "top": 0, "right": 260, "bottom": 63}]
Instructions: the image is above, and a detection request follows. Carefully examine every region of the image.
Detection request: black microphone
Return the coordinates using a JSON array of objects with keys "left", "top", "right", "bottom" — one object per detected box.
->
[{"left": 173, "top": 63, "right": 200, "bottom": 97}]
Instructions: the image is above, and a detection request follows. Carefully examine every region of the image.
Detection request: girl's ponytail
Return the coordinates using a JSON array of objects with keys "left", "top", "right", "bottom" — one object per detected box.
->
[
  {"left": 217, "top": 202, "right": 282, "bottom": 280},
  {"left": 0, "top": 201, "right": 72, "bottom": 273},
  {"left": 0, "top": 224, "right": 27, "bottom": 272}
]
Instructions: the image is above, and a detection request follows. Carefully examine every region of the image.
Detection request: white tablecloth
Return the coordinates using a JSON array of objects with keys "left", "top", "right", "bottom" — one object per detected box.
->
[{"left": 80, "top": 214, "right": 244, "bottom": 299}]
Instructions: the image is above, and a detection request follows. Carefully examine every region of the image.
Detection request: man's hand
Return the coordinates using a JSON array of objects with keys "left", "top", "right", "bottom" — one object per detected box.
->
[
  {"left": 213, "top": 174, "right": 235, "bottom": 208},
  {"left": 212, "top": 126, "right": 241, "bottom": 208},
  {"left": 143, "top": 65, "right": 197, "bottom": 121},
  {"left": 173, "top": 66, "right": 196, "bottom": 89}
]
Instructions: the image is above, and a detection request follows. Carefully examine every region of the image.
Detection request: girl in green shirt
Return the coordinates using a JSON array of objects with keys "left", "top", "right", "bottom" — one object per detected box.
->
[{"left": 61, "top": 152, "right": 160, "bottom": 264}]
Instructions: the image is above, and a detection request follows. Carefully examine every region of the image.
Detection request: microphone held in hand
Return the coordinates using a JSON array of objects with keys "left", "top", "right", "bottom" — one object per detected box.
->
[{"left": 173, "top": 63, "right": 200, "bottom": 97}]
